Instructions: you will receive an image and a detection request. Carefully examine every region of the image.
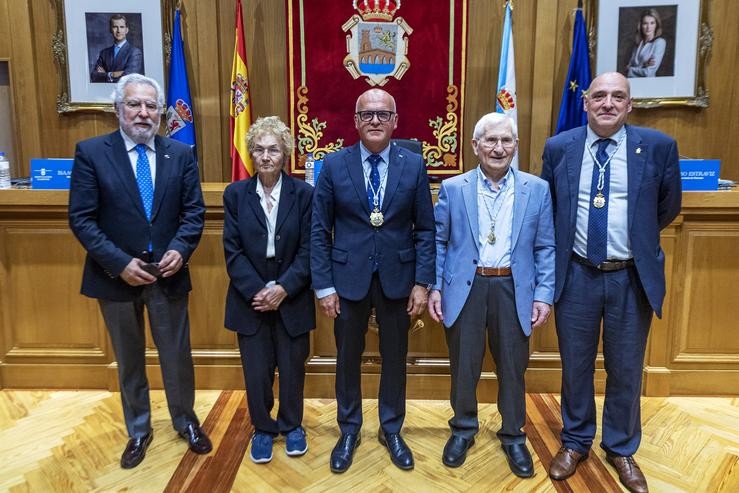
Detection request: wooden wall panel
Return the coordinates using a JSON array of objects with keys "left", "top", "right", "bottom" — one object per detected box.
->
[
  {"left": 678, "top": 228, "right": 739, "bottom": 356},
  {"left": 2, "top": 190, "right": 739, "bottom": 396}
]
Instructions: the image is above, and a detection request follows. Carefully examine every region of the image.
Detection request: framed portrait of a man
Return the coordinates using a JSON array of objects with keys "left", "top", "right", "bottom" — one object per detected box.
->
[
  {"left": 53, "top": 0, "right": 172, "bottom": 112},
  {"left": 593, "top": 0, "right": 711, "bottom": 107}
]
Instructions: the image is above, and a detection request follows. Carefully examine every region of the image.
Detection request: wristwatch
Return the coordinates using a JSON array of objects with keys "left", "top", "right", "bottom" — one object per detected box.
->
[{"left": 415, "top": 282, "right": 433, "bottom": 291}]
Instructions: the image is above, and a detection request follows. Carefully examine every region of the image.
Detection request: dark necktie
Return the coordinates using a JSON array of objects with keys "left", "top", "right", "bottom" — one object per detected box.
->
[
  {"left": 135, "top": 144, "right": 154, "bottom": 222},
  {"left": 586, "top": 138, "right": 612, "bottom": 266},
  {"left": 367, "top": 154, "right": 381, "bottom": 211}
]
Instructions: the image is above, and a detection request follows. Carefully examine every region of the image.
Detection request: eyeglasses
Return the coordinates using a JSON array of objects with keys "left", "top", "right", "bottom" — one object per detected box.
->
[
  {"left": 122, "top": 99, "right": 160, "bottom": 112},
  {"left": 478, "top": 137, "right": 516, "bottom": 149},
  {"left": 252, "top": 146, "right": 282, "bottom": 157},
  {"left": 355, "top": 110, "right": 395, "bottom": 123}
]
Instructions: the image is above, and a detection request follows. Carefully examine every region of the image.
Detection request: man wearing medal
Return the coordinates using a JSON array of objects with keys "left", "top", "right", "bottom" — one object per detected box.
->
[
  {"left": 427, "top": 112, "right": 555, "bottom": 475},
  {"left": 311, "top": 88, "right": 435, "bottom": 473},
  {"left": 541, "top": 72, "right": 681, "bottom": 493}
]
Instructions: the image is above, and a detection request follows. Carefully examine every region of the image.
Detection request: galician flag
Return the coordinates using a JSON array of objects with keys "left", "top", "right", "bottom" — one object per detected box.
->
[
  {"left": 165, "top": 8, "right": 196, "bottom": 151},
  {"left": 230, "top": 0, "right": 254, "bottom": 181},
  {"left": 496, "top": 0, "right": 518, "bottom": 169}
]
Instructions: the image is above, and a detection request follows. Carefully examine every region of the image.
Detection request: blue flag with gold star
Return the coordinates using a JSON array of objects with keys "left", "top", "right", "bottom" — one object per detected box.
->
[{"left": 555, "top": 4, "right": 591, "bottom": 134}]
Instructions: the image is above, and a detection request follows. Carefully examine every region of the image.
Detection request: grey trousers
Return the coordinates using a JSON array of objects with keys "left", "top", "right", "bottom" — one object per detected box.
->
[
  {"left": 445, "top": 274, "right": 530, "bottom": 444},
  {"left": 99, "top": 283, "right": 198, "bottom": 438}
]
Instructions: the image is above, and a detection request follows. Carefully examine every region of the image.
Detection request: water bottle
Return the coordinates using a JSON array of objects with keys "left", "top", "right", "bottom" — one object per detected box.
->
[
  {"left": 0, "top": 152, "right": 11, "bottom": 189},
  {"left": 304, "top": 152, "right": 315, "bottom": 186}
]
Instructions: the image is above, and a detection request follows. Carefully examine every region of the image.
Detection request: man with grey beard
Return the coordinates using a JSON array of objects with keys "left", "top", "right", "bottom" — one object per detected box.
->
[{"left": 69, "top": 73, "right": 211, "bottom": 469}]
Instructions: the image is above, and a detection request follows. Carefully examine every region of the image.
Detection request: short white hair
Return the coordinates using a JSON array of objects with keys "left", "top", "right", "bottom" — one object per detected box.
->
[
  {"left": 111, "top": 73, "right": 165, "bottom": 108},
  {"left": 472, "top": 112, "right": 518, "bottom": 140}
]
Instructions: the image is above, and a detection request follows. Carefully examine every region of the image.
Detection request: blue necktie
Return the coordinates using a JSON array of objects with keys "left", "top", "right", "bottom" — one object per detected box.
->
[
  {"left": 587, "top": 138, "right": 612, "bottom": 266},
  {"left": 367, "top": 154, "right": 381, "bottom": 211},
  {"left": 135, "top": 144, "right": 154, "bottom": 222},
  {"left": 114, "top": 44, "right": 121, "bottom": 60}
]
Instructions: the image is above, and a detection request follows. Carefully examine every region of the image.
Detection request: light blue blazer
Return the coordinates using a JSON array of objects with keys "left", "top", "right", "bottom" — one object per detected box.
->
[{"left": 433, "top": 167, "right": 555, "bottom": 335}]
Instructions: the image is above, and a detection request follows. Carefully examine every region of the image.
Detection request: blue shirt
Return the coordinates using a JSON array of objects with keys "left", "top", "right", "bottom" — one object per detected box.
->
[
  {"left": 574, "top": 125, "right": 631, "bottom": 260},
  {"left": 359, "top": 142, "right": 390, "bottom": 207},
  {"left": 477, "top": 166, "right": 515, "bottom": 268}
]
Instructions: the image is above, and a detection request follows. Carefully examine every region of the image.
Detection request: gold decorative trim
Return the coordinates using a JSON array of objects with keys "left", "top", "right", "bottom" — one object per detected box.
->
[
  {"left": 422, "top": 85, "right": 459, "bottom": 168},
  {"left": 295, "top": 85, "right": 344, "bottom": 162}
]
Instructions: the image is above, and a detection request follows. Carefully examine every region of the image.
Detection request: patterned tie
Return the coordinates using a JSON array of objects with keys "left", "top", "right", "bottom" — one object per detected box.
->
[
  {"left": 586, "top": 138, "right": 612, "bottom": 266},
  {"left": 135, "top": 144, "right": 154, "bottom": 222},
  {"left": 367, "top": 154, "right": 381, "bottom": 211}
]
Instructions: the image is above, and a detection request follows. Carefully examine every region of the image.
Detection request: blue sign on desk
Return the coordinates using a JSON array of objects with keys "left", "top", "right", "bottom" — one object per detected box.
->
[
  {"left": 31, "top": 158, "right": 73, "bottom": 189},
  {"left": 679, "top": 159, "right": 720, "bottom": 191}
]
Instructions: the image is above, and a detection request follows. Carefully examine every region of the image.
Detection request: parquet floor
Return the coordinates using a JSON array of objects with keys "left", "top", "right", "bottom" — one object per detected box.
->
[{"left": 0, "top": 390, "right": 737, "bottom": 492}]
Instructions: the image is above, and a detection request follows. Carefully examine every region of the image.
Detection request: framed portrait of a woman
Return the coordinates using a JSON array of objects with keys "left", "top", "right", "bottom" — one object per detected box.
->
[{"left": 593, "top": 0, "right": 711, "bottom": 107}]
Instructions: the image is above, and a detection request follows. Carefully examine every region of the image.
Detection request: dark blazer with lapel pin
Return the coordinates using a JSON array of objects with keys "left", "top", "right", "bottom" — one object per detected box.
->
[
  {"left": 541, "top": 124, "right": 682, "bottom": 317},
  {"left": 68, "top": 131, "right": 205, "bottom": 301},
  {"left": 90, "top": 42, "right": 145, "bottom": 83},
  {"left": 223, "top": 172, "right": 315, "bottom": 337},
  {"left": 311, "top": 142, "right": 436, "bottom": 300}
]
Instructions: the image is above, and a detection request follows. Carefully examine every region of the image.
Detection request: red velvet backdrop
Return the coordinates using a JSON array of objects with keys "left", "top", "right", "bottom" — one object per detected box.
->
[{"left": 287, "top": 0, "right": 468, "bottom": 177}]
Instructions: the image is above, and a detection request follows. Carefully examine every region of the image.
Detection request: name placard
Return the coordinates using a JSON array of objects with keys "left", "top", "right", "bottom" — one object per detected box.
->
[
  {"left": 679, "top": 159, "right": 720, "bottom": 191},
  {"left": 31, "top": 158, "right": 73, "bottom": 189}
]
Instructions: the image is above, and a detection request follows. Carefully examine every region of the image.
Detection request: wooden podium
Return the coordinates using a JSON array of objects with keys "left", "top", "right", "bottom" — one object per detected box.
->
[{"left": 1, "top": 186, "right": 738, "bottom": 398}]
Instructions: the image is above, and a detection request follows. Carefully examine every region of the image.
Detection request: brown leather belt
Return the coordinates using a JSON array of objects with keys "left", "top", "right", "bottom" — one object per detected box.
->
[
  {"left": 572, "top": 253, "right": 635, "bottom": 272},
  {"left": 475, "top": 266, "right": 512, "bottom": 277}
]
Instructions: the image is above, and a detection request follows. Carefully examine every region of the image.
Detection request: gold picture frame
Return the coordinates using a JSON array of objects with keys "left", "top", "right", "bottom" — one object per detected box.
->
[
  {"left": 589, "top": 0, "right": 712, "bottom": 108},
  {"left": 52, "top": 0, "right": 173, "bottom": 113}
]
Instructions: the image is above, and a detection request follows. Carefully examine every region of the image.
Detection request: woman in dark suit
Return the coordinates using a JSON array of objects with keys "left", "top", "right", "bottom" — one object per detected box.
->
[{"left": 223, "top": 116, "right": 315, "bottom": 464}]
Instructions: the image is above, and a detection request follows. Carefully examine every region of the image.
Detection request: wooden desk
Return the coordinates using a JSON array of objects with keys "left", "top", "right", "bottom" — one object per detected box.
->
[{"left": 1, "top": 187, "right": 737, "bottom": 397}]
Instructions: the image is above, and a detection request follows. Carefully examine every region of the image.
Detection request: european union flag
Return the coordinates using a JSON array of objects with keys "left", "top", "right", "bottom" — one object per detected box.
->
[
  {"left": 165, "top": 9, "right": 196, "bottom": 150},
  {"left": 555, "top": 3, "right": 592, "bottom": 134}
]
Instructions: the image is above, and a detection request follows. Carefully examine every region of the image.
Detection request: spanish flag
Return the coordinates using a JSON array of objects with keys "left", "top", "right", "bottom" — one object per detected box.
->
[{"left": 230, "top": 0, "right": 253, "bottom": 181}]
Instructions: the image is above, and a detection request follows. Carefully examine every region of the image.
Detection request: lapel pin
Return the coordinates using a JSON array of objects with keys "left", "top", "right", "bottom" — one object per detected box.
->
[
  {"left": 635, "top": 148, "right": 641, "bottom": 154},
  {"left": 164, "top": 154, "right": 170, "bottom": 159}
]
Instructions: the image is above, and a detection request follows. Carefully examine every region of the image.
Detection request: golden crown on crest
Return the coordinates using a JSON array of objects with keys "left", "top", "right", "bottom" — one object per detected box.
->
[{"left": 353, "top": 0, "right": 400, "bottom": 21}]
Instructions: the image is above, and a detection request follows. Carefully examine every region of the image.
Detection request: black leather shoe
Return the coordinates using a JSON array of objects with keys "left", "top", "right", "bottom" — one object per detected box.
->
[
  {"left": 179, "top": 423, "right": 213, "bottom": 454},
  {"left": 330, "top": 433, "right": 361, "bottom": 473},
  {"left": 442, "top": 435, "right": 475, "bottom": 468},
  {"left": 120, "top": 431, "right": 153, "bottom": 469},
  {"left": 378, "top": 429, "right": 414, "bottom": 470},
  {"left": 502, "top": 443, "right": 534, "bottom": 478}
]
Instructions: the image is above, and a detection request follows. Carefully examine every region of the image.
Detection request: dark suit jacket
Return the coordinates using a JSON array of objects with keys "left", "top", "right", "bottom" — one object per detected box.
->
[
  {"left": 311, "top": 143, "right": 436, "bottom": 301},
  {"left": 90, "top": 42, "right": 144, "bottom": 82},
  {"left": 68, "top": 131, "right": 205, "bottom": 301},
  {"left": 223, "top": 172, "right": 315, "bottom": 337},
  {"left": 540, "top": 124, "right": 682, "bottom": 317}
]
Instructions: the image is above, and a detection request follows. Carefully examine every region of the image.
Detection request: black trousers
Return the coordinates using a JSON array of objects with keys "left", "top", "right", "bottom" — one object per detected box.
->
[
  {"left": 445, "top": 274, "right": 530, "bottom": 444},
  {"left": 98, "top": 283, "right": 198, "bottom": 438},
  {"left": 334, "top": 274, "right": 410, "bottom": 434},
  {"left": 237, "top": 318, "right": 309, "bottom": 436}
]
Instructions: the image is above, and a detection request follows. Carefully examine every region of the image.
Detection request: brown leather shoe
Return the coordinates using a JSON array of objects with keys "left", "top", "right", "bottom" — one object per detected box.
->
[
  {"left": 606, "top": 455, "right": 649, "bottom": 493},
  {"left": 549, "top": 447, "right": 587, "bottom": 480}
]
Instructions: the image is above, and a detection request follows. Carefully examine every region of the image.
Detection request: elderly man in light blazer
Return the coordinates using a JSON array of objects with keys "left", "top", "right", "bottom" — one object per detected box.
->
[{"left": 428, "top": 112, "right": 555, "bottom": 477}]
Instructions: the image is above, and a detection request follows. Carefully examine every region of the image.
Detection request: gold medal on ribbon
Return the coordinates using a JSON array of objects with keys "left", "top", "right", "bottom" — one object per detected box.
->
[
  {"left": 593, "top": 192, "right": 606, "bottom": 209},
  {"left": 370, "top": 209, "right": 384, "bottom": 227}
]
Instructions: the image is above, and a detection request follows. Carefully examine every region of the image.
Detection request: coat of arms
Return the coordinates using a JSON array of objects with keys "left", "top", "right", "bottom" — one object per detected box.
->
[{"left": 342, "top": 0, "right": 412, "bottom": 86}]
